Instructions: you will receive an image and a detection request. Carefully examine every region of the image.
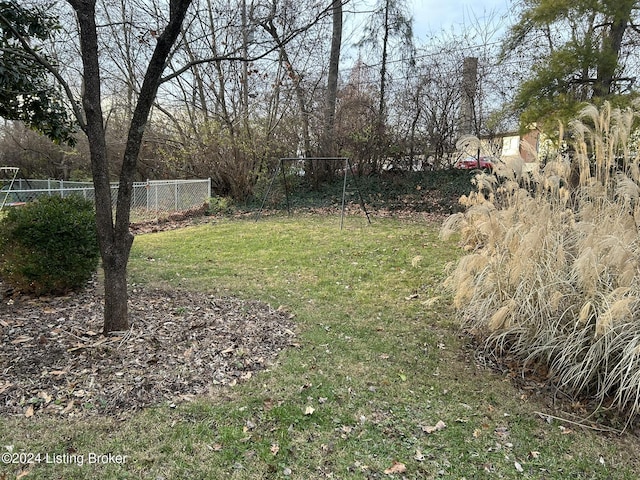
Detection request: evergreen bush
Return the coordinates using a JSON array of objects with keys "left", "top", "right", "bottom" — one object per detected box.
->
[{"left": 0, "top": 195, "right": 100, "bottom": 295}]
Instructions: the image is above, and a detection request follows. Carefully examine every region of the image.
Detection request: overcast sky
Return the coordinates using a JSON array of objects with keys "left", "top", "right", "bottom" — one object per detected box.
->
[{"left": 409, "top": 0, "right": 511, "bottom": 38}]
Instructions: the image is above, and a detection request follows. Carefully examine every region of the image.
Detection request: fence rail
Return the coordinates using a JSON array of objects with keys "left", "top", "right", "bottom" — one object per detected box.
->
[{"left": 1, "top": 179, "right": 211, "bottom": 213}]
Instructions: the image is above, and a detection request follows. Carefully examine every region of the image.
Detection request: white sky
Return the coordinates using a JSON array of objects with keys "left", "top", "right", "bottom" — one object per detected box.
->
[{"left": 409, "top": 0, "right": 511, "bottom": 38}]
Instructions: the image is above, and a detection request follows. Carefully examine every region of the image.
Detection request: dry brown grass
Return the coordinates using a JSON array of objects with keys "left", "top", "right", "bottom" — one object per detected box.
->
[{"left": 442, "top": 101, "right": 640, "bottom": 424}]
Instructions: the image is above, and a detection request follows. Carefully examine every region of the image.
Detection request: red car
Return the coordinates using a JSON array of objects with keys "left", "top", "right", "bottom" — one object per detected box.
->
[{"left": 454, "top": 156, "right": 494, "bottom": 171}]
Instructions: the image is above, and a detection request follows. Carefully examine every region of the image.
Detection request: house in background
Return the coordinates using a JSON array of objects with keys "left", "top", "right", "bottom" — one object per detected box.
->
[
  {"left": 498, "top": 130, "right": 540, "bottom": 164},
  {"left": 458, "top": 128, "right": 541, "bottom": 172}
]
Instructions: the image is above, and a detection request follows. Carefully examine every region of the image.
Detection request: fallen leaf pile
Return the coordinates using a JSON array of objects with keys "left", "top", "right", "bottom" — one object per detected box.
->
[
  {"left": 128, "top": 204, "right": 210, "bottom": 234},
  {"left": 0, "top": 281, "right": 296, "bottom": 417}
]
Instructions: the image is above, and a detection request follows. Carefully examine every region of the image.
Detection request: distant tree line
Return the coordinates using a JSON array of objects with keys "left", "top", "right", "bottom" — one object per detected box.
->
[{"left": 1, "top": 0, "right": 523, "bottom": 195}]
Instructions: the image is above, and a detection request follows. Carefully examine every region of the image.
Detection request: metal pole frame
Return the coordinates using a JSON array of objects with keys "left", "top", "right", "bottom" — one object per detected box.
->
[
  {"left": 0, "top": 166, "right": 20, "bottom": 211},
  {"left": 255, "top": 157, "right": 371, "bottom": 229}
]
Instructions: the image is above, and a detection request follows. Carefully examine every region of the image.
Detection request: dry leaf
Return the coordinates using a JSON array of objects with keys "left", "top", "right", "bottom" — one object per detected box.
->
[
  {"left": 304, "top": 406, "right": 315, "bottom": 415},
  {"left": 25, "top": 405, "right": 34, "bottom": 418},
  {"left": 270, "top": 443, "right": 279, "bottom": 455},
  {"left": 66, "top": 344, "right": 87, "bottom": 352},
  {"left": 16, "top": 467, "right": 32, "bottom": 479},
  {"left": 39, "top": 391, "right": 52, "bottom": 404},
  {"left": 473, "top": 428, "right": 482, "bottom": 438},
  {"left": 421, "top": 420, "right": 446, "bottom": 434},
  {"left": 414, "top": 449, "right": 425, "bottom": 461},
  {"left": 529, "top": 451, "right": 540, "bottom": 459},
  {"left": 11, "top": 335, "right": 33, "bottom": 345},
  {"left": 559, "top": 426, "right": 573, "bottom": 435},
  {"left": 61, "top": 400, "right": 74, "bottom": 414},
  {"left": 384, "top": 461, "right": 407, "bottom": 474},
  {"left": 421, "top": 296, "right": 441, "bottom": 307}
]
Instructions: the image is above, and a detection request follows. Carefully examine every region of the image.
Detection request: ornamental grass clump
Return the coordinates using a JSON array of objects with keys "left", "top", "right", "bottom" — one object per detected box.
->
[{"left": 441, "top": 102, "right": 640, "bottom": 421}]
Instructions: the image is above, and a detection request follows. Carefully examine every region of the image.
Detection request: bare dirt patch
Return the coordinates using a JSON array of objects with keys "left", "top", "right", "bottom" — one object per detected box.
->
[{"left": 0, "top": 281, "right": 297, "bottom": 418}]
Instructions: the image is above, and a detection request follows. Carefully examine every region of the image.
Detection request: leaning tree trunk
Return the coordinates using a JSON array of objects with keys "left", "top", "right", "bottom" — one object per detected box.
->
[{"left": 68, "top": 0, "right": 193, "bottom": 333}]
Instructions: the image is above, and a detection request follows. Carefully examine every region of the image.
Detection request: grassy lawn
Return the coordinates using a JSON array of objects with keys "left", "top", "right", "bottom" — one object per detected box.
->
[{"left": 2, "top": 214, "right": 640, "bottom": 479}]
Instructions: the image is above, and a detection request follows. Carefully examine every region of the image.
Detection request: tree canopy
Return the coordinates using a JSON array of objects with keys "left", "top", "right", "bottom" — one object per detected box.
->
[
  {"left": 502, "top": 0, "right": 639, "bottom": 129},
  {"left": 0, "top": 1, "right": 76, "bottom": 145}
]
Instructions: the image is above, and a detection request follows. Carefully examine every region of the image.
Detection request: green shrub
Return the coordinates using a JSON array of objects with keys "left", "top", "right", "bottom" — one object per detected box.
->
[
  {"left": 441, "top": 102, "right": 640, "bottom": 421},
  {"left": 0, "top": 195, "right": 100, "bottom": 295},
  {"left": 206, "top": 196, "right": 234, "bottom": 215}
]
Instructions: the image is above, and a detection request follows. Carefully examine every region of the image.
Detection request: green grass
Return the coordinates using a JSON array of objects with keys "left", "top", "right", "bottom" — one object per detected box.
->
[{"left": 1, "top": 214, "right": 640, "bottom": 479}]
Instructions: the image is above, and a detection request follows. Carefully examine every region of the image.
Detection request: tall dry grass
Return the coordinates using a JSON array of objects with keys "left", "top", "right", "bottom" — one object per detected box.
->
[{"left": 441, "top": 102, "right": 640, "bottom": 422}]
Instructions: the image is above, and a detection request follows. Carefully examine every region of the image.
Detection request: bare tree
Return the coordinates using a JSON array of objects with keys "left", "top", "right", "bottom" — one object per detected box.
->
[
  {"left": 356, "top": 0, "right": 414, "bottom": 171},
  {"left": 61, "top": 0, "right": 194, "bottom": 332}
]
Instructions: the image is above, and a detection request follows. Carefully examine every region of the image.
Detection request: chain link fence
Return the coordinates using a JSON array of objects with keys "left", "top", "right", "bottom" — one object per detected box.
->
[{"left": 1, "top": 179, "right": 211, "bottom": 213}]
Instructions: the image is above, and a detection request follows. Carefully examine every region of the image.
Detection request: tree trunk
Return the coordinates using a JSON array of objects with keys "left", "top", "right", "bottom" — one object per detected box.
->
[
  {"left": 373, "top": 0, "right": 390, "bottom": 174},
  {"left": 321, "top": 0, "right": 343, "bottom": 157},
  {"left": 594, "top": 0, "right": 633, "bottom": 98},
  {"left": 102, "top": 244, "right": 132, "bottom": 331},
  {"left": 68, "top": 0, "right": 193, "bottom": 333}
]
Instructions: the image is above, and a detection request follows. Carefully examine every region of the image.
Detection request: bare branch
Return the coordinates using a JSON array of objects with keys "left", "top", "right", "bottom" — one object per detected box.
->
[{"left": 160, "top": 2, "right": 334, "bottom": 84}]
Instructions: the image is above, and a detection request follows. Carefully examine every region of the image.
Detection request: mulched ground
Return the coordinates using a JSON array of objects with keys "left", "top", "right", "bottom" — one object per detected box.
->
[{"left": 0, "top": 280, "right": 297, "bottom": 418}]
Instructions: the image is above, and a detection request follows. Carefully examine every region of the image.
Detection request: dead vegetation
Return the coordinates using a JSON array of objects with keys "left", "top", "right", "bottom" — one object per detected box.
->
[
  {"left": 0, "top": 280, "right": 297, "bottom": 418},
  {"left": 441, "top": 102, "right": 640, "bottom": 424}
]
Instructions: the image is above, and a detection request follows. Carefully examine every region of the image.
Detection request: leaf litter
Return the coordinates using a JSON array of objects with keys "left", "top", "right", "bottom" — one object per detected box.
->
[{"left": 0, "top": 280, "right": 296, "bottom": 417}]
